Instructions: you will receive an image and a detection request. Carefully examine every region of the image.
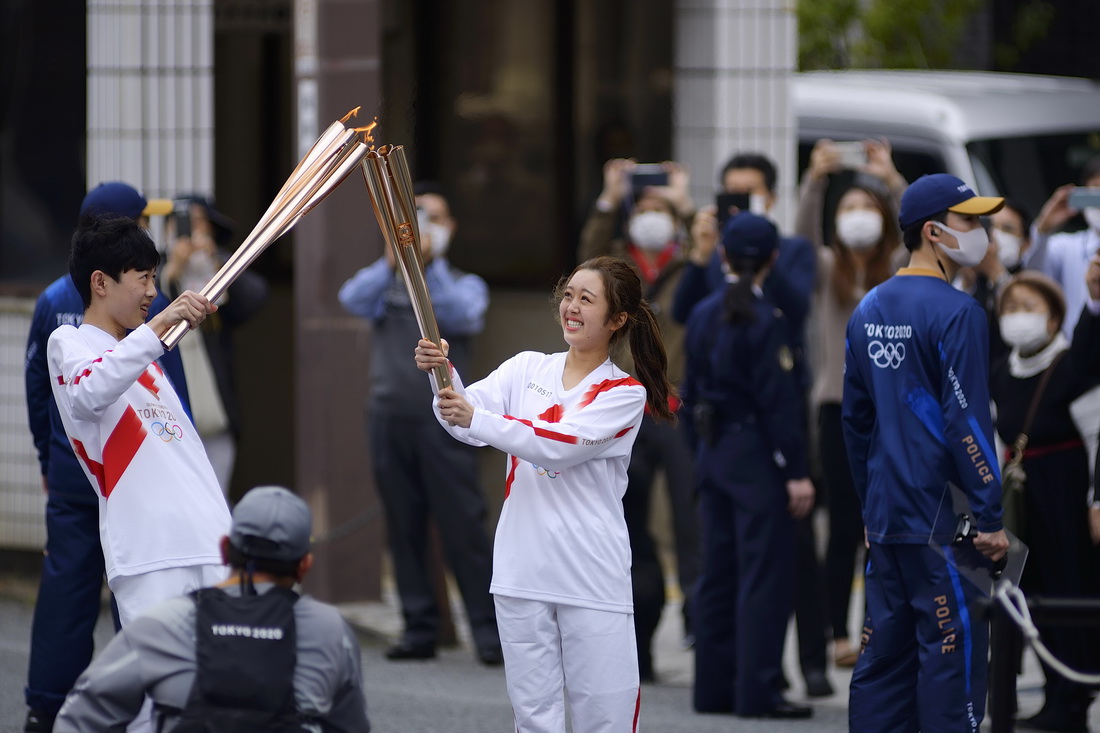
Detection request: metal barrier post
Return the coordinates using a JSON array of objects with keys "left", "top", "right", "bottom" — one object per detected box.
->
[{"left": 988, "top": 598, "right": 1022, "bottom": 732}]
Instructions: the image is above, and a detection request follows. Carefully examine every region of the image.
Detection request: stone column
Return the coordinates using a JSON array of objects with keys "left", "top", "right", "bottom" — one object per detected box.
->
[
  {"left": 86, "top": 0, "right": 214, "bottom": 198},
  {"left": 673, "top": 0, "right": 797, "bottom": 229},
  {"left": 292, "top": 0, "right": 382, "bottom": 603}
]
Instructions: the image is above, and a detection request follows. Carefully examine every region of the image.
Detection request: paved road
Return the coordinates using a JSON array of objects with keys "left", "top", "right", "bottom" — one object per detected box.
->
[{"left": 0, "top": 574, "right": 1089, "bottom": 733}]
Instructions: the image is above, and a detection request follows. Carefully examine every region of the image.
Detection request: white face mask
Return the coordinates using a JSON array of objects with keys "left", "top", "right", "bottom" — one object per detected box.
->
[
  {"left": 749, "top": 194, "right": 768, "bottom": 216},
  {"left": 835, "top": 209, "right": 883, "bottom": 251},
  {"left": 1000, "top": 311, "right": 1051, "bottom": 353},
  {"left": 933, "top": 221, "right": 989, "bottom": 267},
  {"left": 417, "top": 210, "right": 452, "bottom": 257},
  {"left": 995, "top": 230, "right": 1022, "bottom": 269},
  {"left": 1084, "top": 207, "right": 1100, "bottom": 234},
  {"left": 427, "top": 223, "right": 451, "bottom": 257},
  {"left": 629, "top": 211, "right": 676, "bottom": 251}
]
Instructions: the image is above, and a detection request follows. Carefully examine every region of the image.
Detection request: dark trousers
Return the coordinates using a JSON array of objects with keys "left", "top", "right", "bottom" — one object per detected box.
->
[
  {"left": 25, "top": 493, "right": 114, "bottom": 715},
  {"left": 622, "top": 415, "right": 700, "bottom": 677},
  {"left": 624, "top": 413, "right": 699, "bottom": 677},
  {"left": 793, "top": 511, "right": 829, "bottom": 674},
  {"left": 819, "top": 403, "right": 865, "bottom": 641},
  {"left": 850, "top": 543, "right": 989, "bottom": 733},
  {"left": 369, "top": 410, "right": 499, "bottom": 650},
  {"left": 1018, "top": 450, "right": 1100, "bottom": 708},
  {"left": 789, "top": 396, "right": 828, "bottom": 678},
  {"left": 693, "top": 431, "right": 794, "bottom": 715}
]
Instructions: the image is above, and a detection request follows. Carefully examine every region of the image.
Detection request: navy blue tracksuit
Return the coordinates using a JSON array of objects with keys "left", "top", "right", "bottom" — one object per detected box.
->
[
  {"left": 682, "top": 288, "right": 807, "bottom": 716},
  {"left": 843, "top": 267, "right": 1003, "bottom": 732},
  {"left": 23, "top": 275, "right": 189, "bottom": 716}
]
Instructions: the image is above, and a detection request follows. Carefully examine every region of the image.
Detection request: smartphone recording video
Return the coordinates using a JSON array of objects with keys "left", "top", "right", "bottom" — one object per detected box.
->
[
  {"left": 716, "top": 192, "right": 751, "bottom": 230},
  {"left": 630, "top": 164, "right": 669, "bottom": 199},
  {"left": 1068, "top": 187, "right": 1100, "bottom": 210},
  {"left": 172, "top": 199, "right": 192, "bottom": 238},
  {"left": 833, "top": 141, "right": 867, "bottom": 169}
]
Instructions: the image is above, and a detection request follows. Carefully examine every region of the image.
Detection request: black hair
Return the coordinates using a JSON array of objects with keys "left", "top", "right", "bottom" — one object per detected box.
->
[
  {"left": 69, "top": 215, "right": 160, "bottom": 309},
  {"left": 1081, "top": 154, "right": 1100, "bottom": 185},
  {"left": 414, "top": 180, "right": 448, "bottom": 199},
  {"left": 224, "top": 541, "right": 302, "bottom": 579},
  {"left": 999, "top": 198, "right": 1032, "bottom": 238},
  {"left": 722, "top": 256, "right": 770, "bottom": 324},
  {"left": 554, "top": 256, "right": 676, "bottom": 422},
  {"left": 720, "top": 152, "right": 778, "bottom": 193},
  {"left": 901, "top": 209, "right": 950, "bottom": 253}
]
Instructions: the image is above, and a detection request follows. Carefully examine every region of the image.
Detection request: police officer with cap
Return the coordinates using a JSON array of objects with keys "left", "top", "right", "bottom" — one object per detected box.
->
[
  {"left": 843, "top": 173, "right": 1009, "bottom": 731},
  {"left": 682, "top": 212, "right": 815, "bottom": 719},
  {"left": 54, "top": 486, "right": 371, "bottom": 732}
]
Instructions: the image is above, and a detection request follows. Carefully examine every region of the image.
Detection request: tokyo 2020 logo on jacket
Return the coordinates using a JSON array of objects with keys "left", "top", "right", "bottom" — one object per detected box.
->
[{"left": 868, "top": 340, "right": 906, "bottom": 369}]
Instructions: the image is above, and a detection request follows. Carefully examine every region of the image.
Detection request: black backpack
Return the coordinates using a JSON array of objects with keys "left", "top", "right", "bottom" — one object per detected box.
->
[{"left": 162, "top": 586, "right": 310, "bottom": 732}]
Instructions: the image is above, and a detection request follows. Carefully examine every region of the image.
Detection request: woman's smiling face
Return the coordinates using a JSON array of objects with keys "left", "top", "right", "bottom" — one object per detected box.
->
[{"left": 558, "top": 268, "right": 625, "bottom": 353}]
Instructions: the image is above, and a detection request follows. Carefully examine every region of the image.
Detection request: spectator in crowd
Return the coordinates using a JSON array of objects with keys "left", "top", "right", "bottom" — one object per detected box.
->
[
  {"left": 794, "top": 139, "right": 906, "bottom": 670},
  {"left": 578, "top": 157, "right": 701, "bottom": 681},
  {"left": 161, "top": 194, "right": 269, "bottom": 494},
  {"left": 338, "top": 182, "right": 503, "bottom": 666},
  {"left": 991, "top": 268, "right": 1100, "bottom": 732},
  {"left": 22, "top": 182, "right": 188, "bottom": 733},
  {"left": 955, "top": 200, "right": 1033, "bottom": 365},
  {"left": 1024, "top": 154, "right": 1100, "bottom": 336}
]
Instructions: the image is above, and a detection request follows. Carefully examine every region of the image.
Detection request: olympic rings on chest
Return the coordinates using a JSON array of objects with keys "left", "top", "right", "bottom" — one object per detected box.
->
[{"left": 152, "top": 421, "right": 185, "bottom": 441}]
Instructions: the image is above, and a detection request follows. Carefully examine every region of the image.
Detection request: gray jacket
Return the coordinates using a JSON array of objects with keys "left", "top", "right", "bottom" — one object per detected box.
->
[{"left": 54, "top": 583, "right": 370, "bottom": 732}]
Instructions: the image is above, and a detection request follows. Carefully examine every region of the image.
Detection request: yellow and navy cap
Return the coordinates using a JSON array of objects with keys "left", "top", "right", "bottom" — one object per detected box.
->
[{"left": 899, "top": 173, "right": 1004, "bottom": 229}]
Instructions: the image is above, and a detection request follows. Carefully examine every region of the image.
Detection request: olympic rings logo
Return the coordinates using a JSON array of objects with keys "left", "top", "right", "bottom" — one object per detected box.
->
[
  {"left": 534, "top": 465, "right": 561, "bottom": 479},
  {"left": 868, "top": 340, "right": 906, "bottom": 369},
  {"left": 152, "top": 422, "right": 184, "bottom": 442}
]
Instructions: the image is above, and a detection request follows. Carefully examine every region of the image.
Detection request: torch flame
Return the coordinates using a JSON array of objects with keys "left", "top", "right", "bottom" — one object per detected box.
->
[
  {"left": 339, "top": 106, "right": 362, "bottom": 124},
  {"left": 354, "top": 119, "right": 379, "bottom": 147}
]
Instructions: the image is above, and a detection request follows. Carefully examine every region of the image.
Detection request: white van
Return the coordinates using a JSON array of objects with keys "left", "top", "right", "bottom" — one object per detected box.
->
[{"left": 793, "top": 70, "right": 1100, "bottom": 220}]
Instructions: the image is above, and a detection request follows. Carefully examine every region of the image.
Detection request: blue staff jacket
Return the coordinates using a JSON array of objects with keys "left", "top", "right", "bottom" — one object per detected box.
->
[{"left": 842, "top": 267, "right": 1003, "bottom": 544}]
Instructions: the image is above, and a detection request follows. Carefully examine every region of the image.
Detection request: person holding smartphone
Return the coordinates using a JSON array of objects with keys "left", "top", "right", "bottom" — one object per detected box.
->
[
  {"left": 1025, "top": 154, "right": 1100, "bottom": 336},
  {"left": 795, "top": 138, "right": 907, "bottom": 672},
  {"left": 578, "top": 158, "right": 700, "bottom": 682}
]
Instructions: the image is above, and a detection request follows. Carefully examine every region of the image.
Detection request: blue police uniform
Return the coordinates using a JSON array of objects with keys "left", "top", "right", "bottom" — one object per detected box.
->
[
  {"left": 843, "top": 266, "right": 1003, "bottom": 732},
  {"left": 673, "top": 233, "right": 832, "bottom": 683},
  {"left": 23, "top": 274, "right": 190, "bottom": 718},
  {"left": 683, "top": 286, "right": 807, "bottom": 716}
]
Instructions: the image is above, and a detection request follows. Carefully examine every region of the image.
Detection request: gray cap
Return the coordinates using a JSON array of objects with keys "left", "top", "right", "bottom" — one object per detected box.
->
[{"left": 229, "top": 486, "right": 312, "bottom": 562}]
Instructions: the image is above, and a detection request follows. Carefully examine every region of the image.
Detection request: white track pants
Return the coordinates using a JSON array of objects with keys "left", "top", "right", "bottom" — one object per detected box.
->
[{"left": 495, "top": 595, "right": 641, "bottom": 733}]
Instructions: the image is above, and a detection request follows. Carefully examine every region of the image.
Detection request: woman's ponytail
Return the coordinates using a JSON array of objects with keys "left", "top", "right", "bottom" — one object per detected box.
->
[{"left": 629, "top": 301, "right": 675, "bottom": 422}]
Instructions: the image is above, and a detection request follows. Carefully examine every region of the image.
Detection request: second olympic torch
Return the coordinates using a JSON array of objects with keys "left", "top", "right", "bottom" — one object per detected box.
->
[
  {"left": 361, "top": 145, "right": 452, "bottom": 389},
  {"left": 159, "top": 108, "right": 374, "bottom": 350}
]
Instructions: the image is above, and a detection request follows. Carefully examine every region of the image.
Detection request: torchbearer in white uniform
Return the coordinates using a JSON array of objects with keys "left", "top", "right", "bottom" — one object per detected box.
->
[
  {"left": 48, "top": 215, "right": 231, "bottom": 628},
  {"left": 415, "top": 256, "right": 675, "bottom": 733}
]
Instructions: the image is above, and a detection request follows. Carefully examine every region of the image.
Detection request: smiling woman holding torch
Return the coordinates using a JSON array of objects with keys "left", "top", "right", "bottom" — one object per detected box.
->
[{"left": 414, "top": 256, "right": 673, "bottom": 732}]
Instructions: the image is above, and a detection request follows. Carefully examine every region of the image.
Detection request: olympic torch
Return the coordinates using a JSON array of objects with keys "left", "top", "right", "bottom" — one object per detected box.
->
[
  {"left": 360, "top": 145, "right": 452, "bottom": 388},
  {"left": 159, "top": 108, "right": 376, "bottom": 350}
]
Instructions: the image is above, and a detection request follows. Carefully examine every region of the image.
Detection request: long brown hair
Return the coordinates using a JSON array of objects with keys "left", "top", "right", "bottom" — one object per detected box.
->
[
  {"left": 831, "top": 184, "right": 898, "bottom": 307},
  {"left": 555, "top": 256, "right": 675, "bottom": 422}
]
